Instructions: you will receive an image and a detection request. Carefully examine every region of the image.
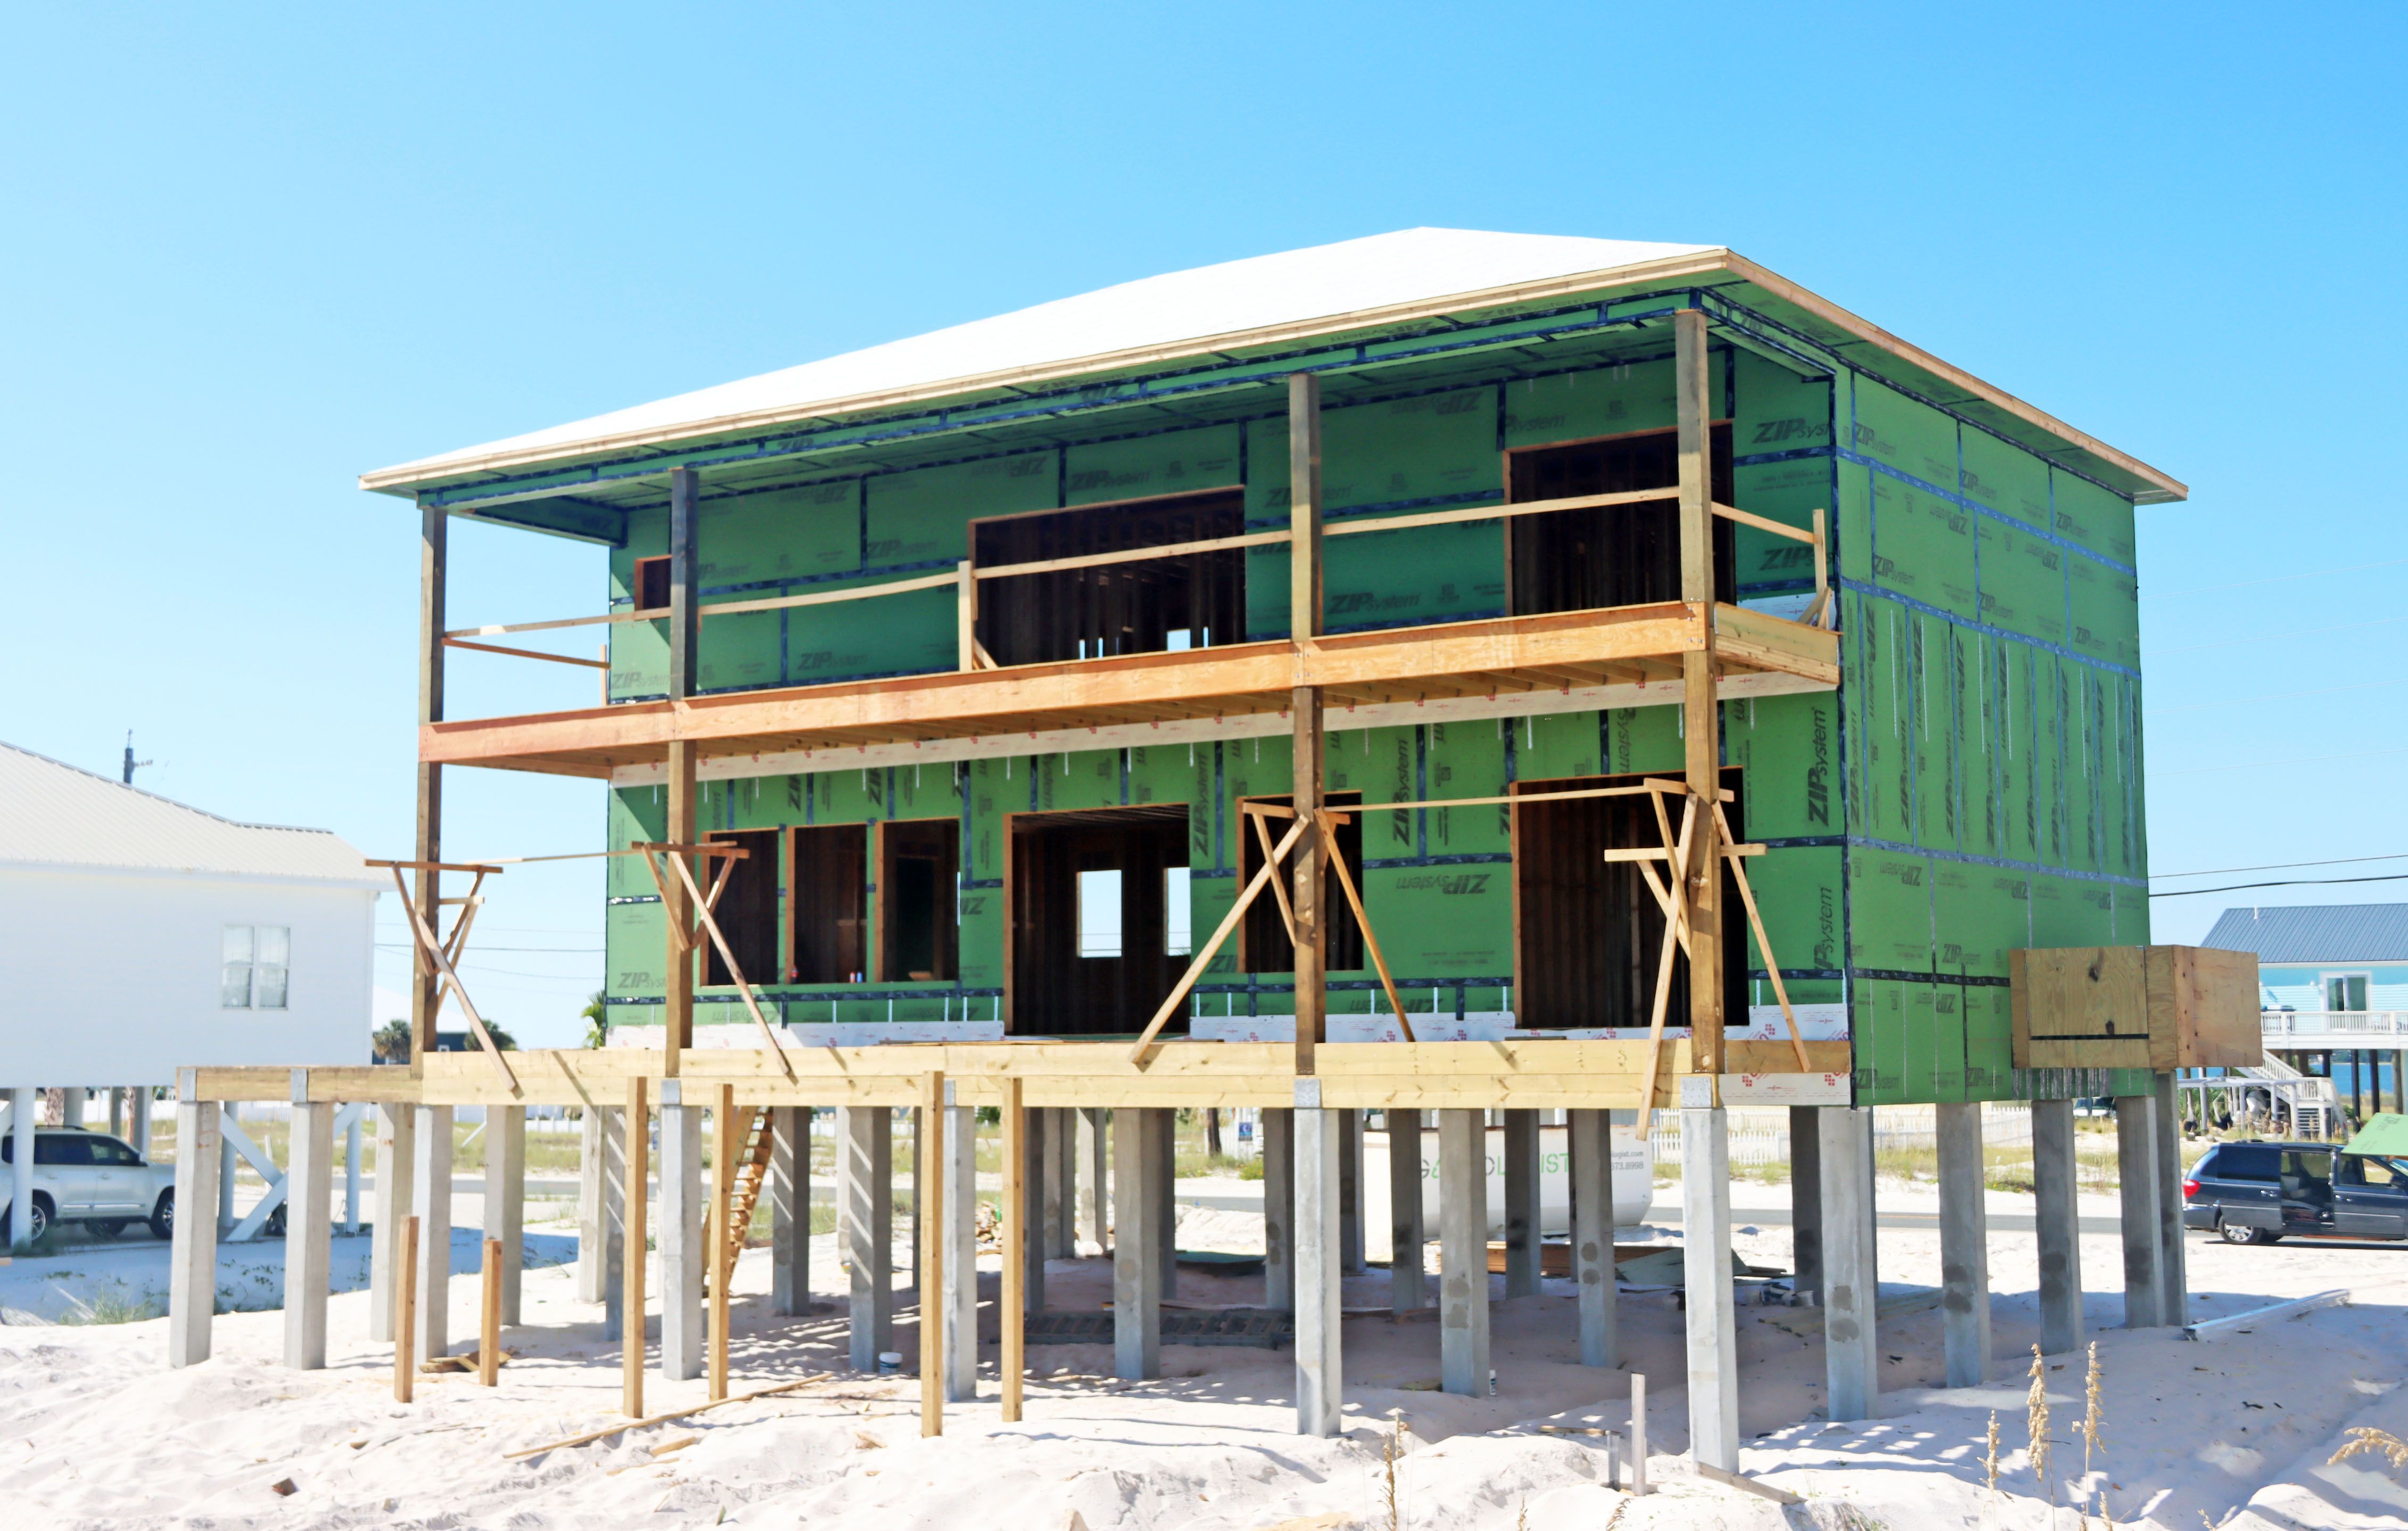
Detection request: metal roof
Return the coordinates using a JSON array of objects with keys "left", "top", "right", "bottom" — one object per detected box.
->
[
  {"left": 2203, "top": 903, "right": 2408, "bottom": 965},
  {"left": 0, "top": 740, "right": 383, "bottom": 888},
  {"left": 360, "top": 227, "right": 2186, "bottom": 504}
]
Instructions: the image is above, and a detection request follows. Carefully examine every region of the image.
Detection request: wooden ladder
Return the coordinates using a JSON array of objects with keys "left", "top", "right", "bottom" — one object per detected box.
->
[{"left": 707, "top": 1107, "right": 778, "bottom": 1294}]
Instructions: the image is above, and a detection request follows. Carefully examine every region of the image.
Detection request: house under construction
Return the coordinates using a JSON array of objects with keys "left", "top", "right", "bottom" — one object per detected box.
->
[{"left": 162, "top": 228, "right": 2228, "bottom": 1466}]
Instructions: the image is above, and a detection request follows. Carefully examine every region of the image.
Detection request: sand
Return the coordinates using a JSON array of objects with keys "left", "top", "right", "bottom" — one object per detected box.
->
[{"left": 3, "top": 1180, "right": 2406, "bottom": 1529}]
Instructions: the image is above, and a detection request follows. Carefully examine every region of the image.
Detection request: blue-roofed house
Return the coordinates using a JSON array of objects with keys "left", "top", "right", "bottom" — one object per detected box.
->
[{"left": 2203, "top": 903, "right": 2408, "bottom": 1117}]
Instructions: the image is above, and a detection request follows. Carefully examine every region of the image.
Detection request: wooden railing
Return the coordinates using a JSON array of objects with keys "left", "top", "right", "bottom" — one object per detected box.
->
[{"left": 438, "top": 488, "right": 1834, "bottom": 685}]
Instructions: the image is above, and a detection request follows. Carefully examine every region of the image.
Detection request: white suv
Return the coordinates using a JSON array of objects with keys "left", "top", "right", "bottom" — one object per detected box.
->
[{"left": 1, "top": 1127, "right": 178, "bottom": 1244}]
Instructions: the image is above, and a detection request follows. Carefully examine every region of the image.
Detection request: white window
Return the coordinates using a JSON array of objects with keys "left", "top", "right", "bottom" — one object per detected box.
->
[
  {"left": 1164, "top": 868, "right": 1192, "bottom": 956},
  {"left": 222, "top": 925, "right": 291, "bottom": 1009},
  {"left": 2325, "top": 973, "right": 2369, "bottom": 1012},
  {"left": 1076, "top": 870, "right": 1122, "bottom": 958}
]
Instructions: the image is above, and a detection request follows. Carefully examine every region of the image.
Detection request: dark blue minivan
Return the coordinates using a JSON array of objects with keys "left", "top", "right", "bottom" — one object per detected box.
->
[{"left": 2184, "top": 1141, "right": 2408, "bottom": 1244}]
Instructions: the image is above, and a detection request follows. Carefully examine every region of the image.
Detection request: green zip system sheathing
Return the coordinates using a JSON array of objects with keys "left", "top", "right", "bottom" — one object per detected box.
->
[{"left": 581, "top": 320, "right": 2150, "bottom": 1107}]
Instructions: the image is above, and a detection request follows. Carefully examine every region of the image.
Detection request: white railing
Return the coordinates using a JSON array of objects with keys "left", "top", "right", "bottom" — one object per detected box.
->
[
  {"left": 1649, "top": 1102, "right": 2033, "bottom": 1167},
  {"left": 2261, "top": 1010, "right": 2408, "bottom": 1043}
]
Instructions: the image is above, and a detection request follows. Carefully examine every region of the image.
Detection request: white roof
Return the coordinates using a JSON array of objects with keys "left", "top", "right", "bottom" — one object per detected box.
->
[
  {"left": 0, "top": 741, "right": 383, "bottom": 888},
  {"left": 367, "top": 228, "right": 1717, "bottom": 485}
]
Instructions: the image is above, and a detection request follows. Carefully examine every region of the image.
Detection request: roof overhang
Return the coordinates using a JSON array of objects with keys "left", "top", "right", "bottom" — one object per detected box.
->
[{"left": 362, "top": 245, "right": 2185, "bottom": 521}]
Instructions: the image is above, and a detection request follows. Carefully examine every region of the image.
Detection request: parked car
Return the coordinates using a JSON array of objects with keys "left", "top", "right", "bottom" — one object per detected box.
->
[
  {"left": 0, "top": 1126, "right": 177, "bottom": 1244},
  {"left": 2183, "top": 1140, "right": 2408, "bottom": 1244}
]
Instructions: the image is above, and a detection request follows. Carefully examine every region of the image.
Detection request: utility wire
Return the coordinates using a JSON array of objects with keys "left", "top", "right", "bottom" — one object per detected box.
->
[
  {"left": 2153, "top": 851, "right": 2408, "bottom": 879},
  {"left": 2150, "top": 871, "right": 2408, "bottom": 898},
  {"left": 373, "top": 942, "right": 603, "bottom": 954},
  {"left": 2148, "top": 676, "right": 2408, "bottom": 715},
  {"left": 2145, "top": 554, "right": 2408, "bottom": 602},
  {"left": 2151, "top": 745, "right": 2408, "bottom": 777},
  {"left": 2151, "top": 612, "right": 2408, "bottom": 657}
]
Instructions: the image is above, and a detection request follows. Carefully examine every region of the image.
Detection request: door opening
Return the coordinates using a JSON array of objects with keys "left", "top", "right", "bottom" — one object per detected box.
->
[
  {"left": 1009, "top": 805, "right": 1190, "bottom": 1036},
  {"left": 1506, "top": 425, "right": 1734, "bottom": 615}
]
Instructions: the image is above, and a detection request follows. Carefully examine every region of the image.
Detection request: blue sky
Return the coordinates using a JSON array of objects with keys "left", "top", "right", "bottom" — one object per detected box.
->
[{"left": 5, "top": 5, "right": 2403, "bottom": 1046}]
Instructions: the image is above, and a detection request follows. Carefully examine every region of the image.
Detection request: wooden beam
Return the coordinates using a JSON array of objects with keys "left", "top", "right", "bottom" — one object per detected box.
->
[
  {"left": 668, "top": 467, "right": 700, "bottom": 701},
  {"left": 710, "top": 1083, "right": 735, "bottom": 1401},
  {"left": 974, "top": 527, "right": 1291, "bottom": 580},
  {"left": 918, "top": 1072, "right": 945, "bottom": 1439},
  {"left": 1129, "top": 817, "right": 1311, "bottom": 1064},
  {"left": 1321, "top": 485, "right": 1680, "bottom": 540},
  {"left": 955, "top": 561, "right": 976, "bottom": 673},
  {"left": 386, "top": 866, "right": 521, "bottom": 1095},
  {"left": 664, "top": 743, "right": 697, "bottom": 1079},
  {"left": 1674, "top": 308, "right": 1726, "bottom": 1076},
  {"left": 1716, "top": 803, "right": 1812, "bottom": 1072},
  {"left": 443, "top": 637, "right": 611, "bottom": 669},
  {"left": 1288, "top": 371, "right": 1324, "bottom": 1080},
  {"left": 663, "top": 852, "right": 795, "bottom": 1076},
  {"left": 1316, "top": 809, "right": 1412, "bottom": 1041},
  {"left": 393, "top": 1214, "right": 418, "bottom": 1403},
  {"left": 413, "top": 501, "right": 446, "bottom": 1079}
]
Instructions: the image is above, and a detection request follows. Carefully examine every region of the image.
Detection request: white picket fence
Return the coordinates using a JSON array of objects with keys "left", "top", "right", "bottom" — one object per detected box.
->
[{"left": 1649, "top": 1102, "right": 2033, "bottom": 1167}]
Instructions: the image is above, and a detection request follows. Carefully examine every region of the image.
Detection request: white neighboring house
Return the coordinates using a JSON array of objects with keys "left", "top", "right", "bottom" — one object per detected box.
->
[{"left": 1, "top": 740, "right": 382, "bottom": 1245}]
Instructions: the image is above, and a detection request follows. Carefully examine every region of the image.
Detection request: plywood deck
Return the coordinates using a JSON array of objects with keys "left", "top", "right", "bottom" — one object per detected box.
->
[{"left": 422, "top": 602, "right": 1838, "bottom": 778}]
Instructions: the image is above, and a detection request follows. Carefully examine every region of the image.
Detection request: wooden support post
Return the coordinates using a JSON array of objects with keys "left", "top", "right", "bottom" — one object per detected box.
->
[
  {"left": 955, "top": 559, "right": 976, "bottom": 671},
  {"left": 166, "top": 1079, "right": 222, "bottom": 1368},
  {"left": 480, "top": 1237, "right": 502, "bottom": 1386},
  {"left": 918, "top": 1073, "right": 945, "bottom": 1438},
  {"left": 1673, "top": 308, "right": 1725, "bottom": 1075},
  {"left": 413, "top": 1105, "right": 453, "bottom": 1364},
  {"left": 488, "top": 1103, "right": 524, "bottom": 1327},
  {"left": 394, "top": 1215, "right": 418, "bottom": 1403},
  {"left": 664, "top": 466, "right": 701, "bottom": 1080},
  {"left": 369, "top": 1103, "right": 415, "bottom": 1343},
  {"left": 623, "top": 1076, "right": 648, "bottom": 1418},
  {"left": 710, "top": 1084, "right": 736, "bottom": 1401},
  {"left": 1289, "top": 371, "right": 1326, "bottom": 1080},
  {"left": 1000, "top": 1079, "right": 1027, "bottom": 1422},
  {"left": 411, "top": 500, "right": 446, "bottom": 1077}
]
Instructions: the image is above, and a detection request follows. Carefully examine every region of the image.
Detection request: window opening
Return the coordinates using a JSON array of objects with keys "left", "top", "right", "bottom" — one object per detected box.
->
[
  {"left": 974, "top": 490, "right": 1244, "bottom": 666},
  {"left": 1238, "top": 792, "right": 1364, "bottom": 973},
  {"left": 702, "top": 828, "right": 781, "bottom": 987},
  {"left": 879, "top": 819, "right": 960, "bottom": 981},
  {"left": 221, "top": 925, "right": 290, "bottom": 1010},
  {"left": 788, "top": 824, "right": 868, "bottom": 984},
  {"left": 634, "top": 555, "right": 671, "bottom": 612},
  {"left": 1505, "top": 424, "right": 1735, "bottom": 616},
  {"left": 1511, "top": 769, "right": 1747, "bottom": 1030},
  {"left": 1078, "top": 869, "right": 1124, "bottom": 958},
  {"left": 2325, "top": 973, "right": 2369, "bottom": 1011},
  {"left": 1164, "top": 868, "right": 1192, "bottom": 956}
]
